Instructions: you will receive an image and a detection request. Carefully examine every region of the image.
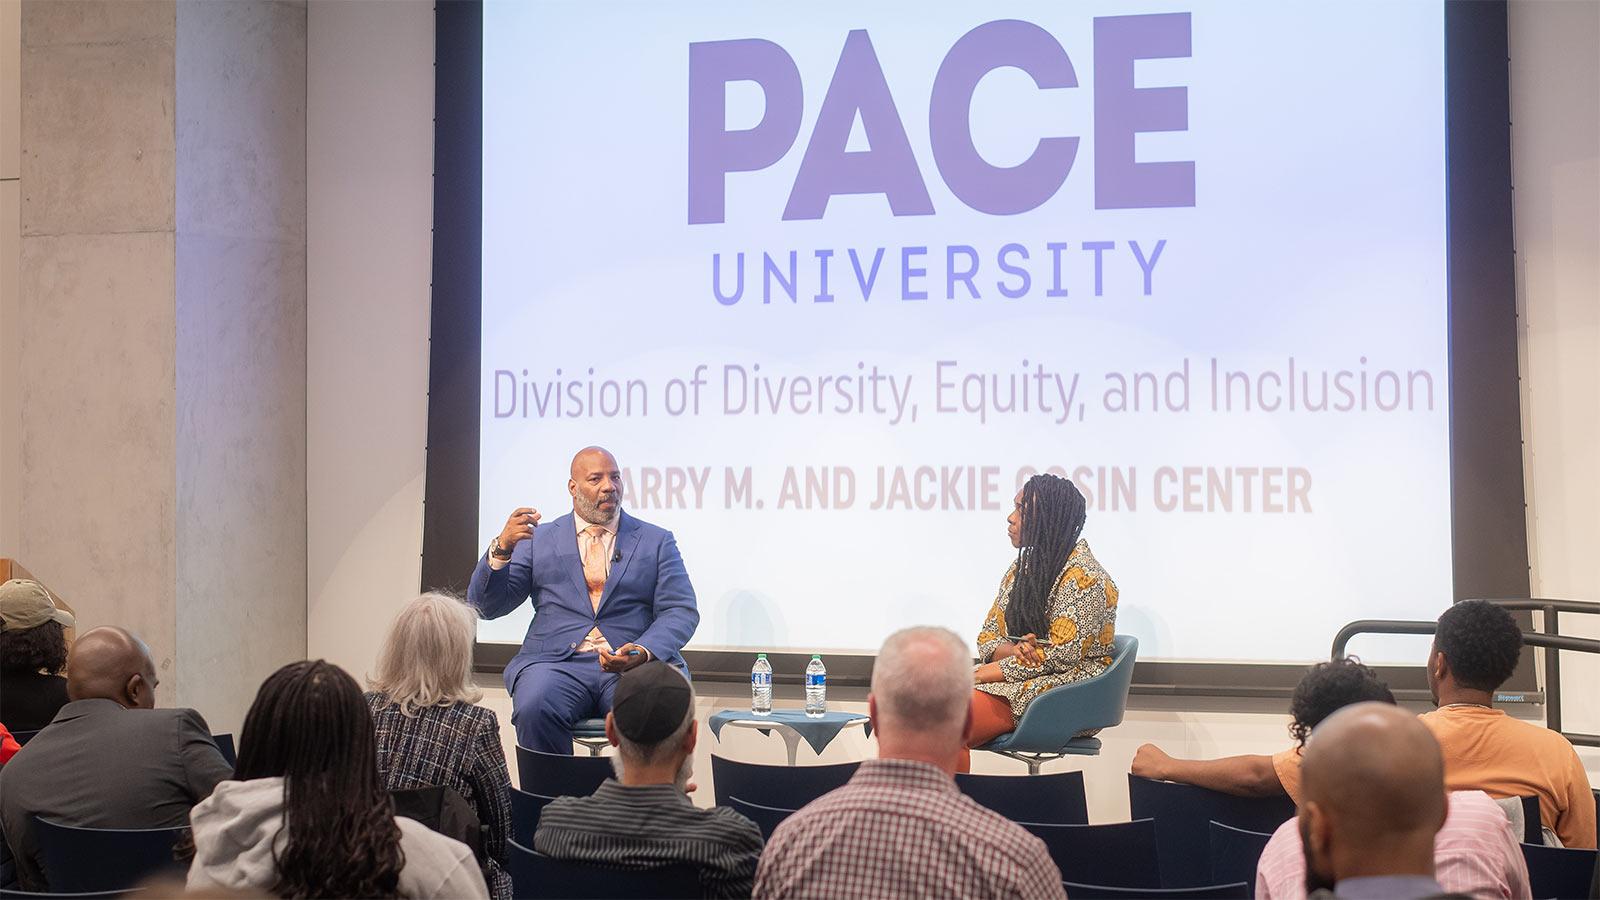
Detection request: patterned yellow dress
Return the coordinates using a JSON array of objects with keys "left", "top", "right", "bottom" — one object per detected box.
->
[{"left": 975, "top": 539, "right": 1119, "bottom": 722}]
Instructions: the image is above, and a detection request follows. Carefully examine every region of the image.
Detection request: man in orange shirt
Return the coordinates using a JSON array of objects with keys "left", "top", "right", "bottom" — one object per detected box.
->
[{"left": 1421, "top": 600, "right": 1595, "bottom": 849}]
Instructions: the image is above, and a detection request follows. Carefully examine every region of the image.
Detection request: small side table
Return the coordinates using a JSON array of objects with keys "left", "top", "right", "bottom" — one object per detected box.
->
[{"left": 708, "top": 709, "right": 871, "bottom": 766}]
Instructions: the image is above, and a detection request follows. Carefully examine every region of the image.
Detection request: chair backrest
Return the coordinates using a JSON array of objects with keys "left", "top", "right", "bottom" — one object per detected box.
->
[
  {"left": 1517, "top": 794, "right": 1542, "bottom": 845},
  {"left": 210, "top": 733, "right": 236, "bottom": 769},
  {"left": 516, "top": 744, "right": 615, "bottom": 796},
  {"left": 1208, "top": 820, "right": 1273, "bottom": 887},
  {"left": 955, "top": 770, "right": 1088, "bottom": 825},
  {"left": 32, "top": 818, "right": 187, "bottom": 893},
  {"left": 0, "top": 883, "right": 142, "bottom": 890},
  {"left": 709, "top": 755, "right": 858, "bottom": 809},
  {"left": 510, "top": 788, "right": 557, "bottom": 849},
  {"left": 1020, "top": 818, "right": 1160, "bottom": 889},
  {"left": 1062, "top": 880, "right": 1250, "bottom": 899},
  {"left": 1005, "top": 635, "right": 1139, "bottom": 749},
  {"left": 1128, "top": 774, "right": 1297, "bottom": 888},
  {"left": 507, "top": 839, "right": 702, "bottom": 899},
  {"left": 725, "top": 797, "right": 796, "bottom": 840},
  {"left": 1520, "top": 841, "right": 1598, "bottom": 900},
  {"left": 392, "top": 785, "right": 486, "bottom": 867},
  {"left": 10, "top": 730, "right": 39, "bottom": 747}
]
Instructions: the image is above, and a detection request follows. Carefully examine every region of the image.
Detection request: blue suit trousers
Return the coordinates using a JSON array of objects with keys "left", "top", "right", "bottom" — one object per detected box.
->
[{"left": 509, "top": 655, "right": 619, "bottom": 754}]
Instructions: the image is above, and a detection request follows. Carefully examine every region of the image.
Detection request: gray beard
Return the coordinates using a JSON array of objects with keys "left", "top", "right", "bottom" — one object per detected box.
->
[
  {"left": 611, "top": 753, "right": 693, "bottom": 792},
  {"left": 574, "top": 495, "right": 619, "bottom": 526}
]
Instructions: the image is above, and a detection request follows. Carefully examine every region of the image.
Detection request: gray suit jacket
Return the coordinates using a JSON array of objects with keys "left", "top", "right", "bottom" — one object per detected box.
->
[{"left": 0, "top": 698, "right": 232, "bottom": 890}]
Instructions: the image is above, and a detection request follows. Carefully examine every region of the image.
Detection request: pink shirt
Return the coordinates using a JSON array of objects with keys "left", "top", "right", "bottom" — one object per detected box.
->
[{"left": 1255, "top": 790, "right": 1531, "bottom": 900}]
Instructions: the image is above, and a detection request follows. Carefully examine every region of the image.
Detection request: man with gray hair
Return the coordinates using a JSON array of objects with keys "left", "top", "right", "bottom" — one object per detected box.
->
[
  {"left": 754, "top": 627, "right": 1065, "bottom": 899},
  {"left": 533, "top": 661, "right": 762, "bottom": 897}
]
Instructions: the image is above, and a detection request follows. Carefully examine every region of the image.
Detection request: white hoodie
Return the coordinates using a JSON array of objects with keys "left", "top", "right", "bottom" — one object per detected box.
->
[{"left": 186, "top": 776, "right": 489, "bottom": 899}]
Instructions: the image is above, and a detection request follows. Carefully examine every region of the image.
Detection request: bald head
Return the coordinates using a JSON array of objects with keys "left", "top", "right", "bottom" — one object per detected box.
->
[
  {"left": 570, "top": 446, "right": 617, "bottom": 480},
  {"left": 569, "top": 446, "right": 622, "bottom": 524},
  {"left": 66, "top": 626, "right": 159, "bottom": 709},
  {"left": 1299, "top": 702, "right": 1445, "bottom": 885}
]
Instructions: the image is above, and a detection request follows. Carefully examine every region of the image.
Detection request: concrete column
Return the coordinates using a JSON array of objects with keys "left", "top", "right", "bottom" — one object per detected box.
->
[
  {"left": 174, "top": 0, "right": 306, "bottom": 731},
  {"left": 16, "top": 0, "right": 305, "bottom": 733}
]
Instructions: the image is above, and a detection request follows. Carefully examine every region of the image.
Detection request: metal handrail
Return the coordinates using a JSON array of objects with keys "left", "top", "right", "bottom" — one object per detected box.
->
[{"left": 1329, "top": 597, "right": 1600, "bottom": 748}]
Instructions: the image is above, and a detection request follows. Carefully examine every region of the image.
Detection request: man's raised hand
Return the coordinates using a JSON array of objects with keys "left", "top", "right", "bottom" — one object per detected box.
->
[{"left": 497, "top": 507, "right": 540, "bottom": 551}]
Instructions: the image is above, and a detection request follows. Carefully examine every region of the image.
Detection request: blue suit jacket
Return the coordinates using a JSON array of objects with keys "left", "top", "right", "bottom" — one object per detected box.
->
[{"left": 467, "top": 511, "right": 699, "bottom": 686}]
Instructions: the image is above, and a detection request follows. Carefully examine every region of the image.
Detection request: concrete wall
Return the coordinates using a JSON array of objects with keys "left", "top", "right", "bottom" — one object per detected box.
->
[
  {"left": 17, "top": 0, "right": 180, "bottom": 683},
  {"left": 1, "top": 0, "right": 20, "bottom": 554},
  {"left": 9, "top": 0, "right": 306, "bottom": 733},
  {"left": 1509, "top": 0, "right": 1600, "bottom": 737}
]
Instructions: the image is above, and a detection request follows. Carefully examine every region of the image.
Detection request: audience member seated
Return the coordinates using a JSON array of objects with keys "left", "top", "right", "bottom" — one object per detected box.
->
[
  {"left": 0, "top": 724, "right": 17, "bottom": 765},
  {"left": 534, "top": 661, "right": 762, "bottom": 898},
  {"left": 754, "top": 626, "right": 1066, "bottom": 899},
  {"left": 187, "top": 659, "right": 488, "bottom": 899},
  {"left": 368, "top": 593, "right": 514, "bottom": 900},
  {"left": 0, "top": 579, "right": 75, "bottom": 732},
  {"left": 1421, "top": 600, "right": 1595, "bottom": 848},
  {"left": 1256, "top": 787, "right": 1531, "bottom": 900},
  {"left": 1131, "top": 657, "right": 1395, "bottom": 803},
  {"left": 0, "top": 626, "right": 232, "bottom": 891},
  {"left": 1290, "top": 702, "right": 1459, "bottom": 899}
]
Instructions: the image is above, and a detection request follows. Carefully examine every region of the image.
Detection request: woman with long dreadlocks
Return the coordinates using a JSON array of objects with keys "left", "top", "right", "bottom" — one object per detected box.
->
[
  {"left": 185, "top": 660, "right": 490, "bottom": 899},
  {"left": 963, "top": 473, "right": 1119, "bottom": 772}
]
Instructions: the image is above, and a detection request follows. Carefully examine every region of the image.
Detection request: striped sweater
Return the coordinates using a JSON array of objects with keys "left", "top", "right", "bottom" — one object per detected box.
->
[{"left": 534, "top": 780, "right": 764, "bottom": 898}]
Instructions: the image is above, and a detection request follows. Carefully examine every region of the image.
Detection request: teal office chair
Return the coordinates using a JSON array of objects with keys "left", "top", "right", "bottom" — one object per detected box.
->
[{"left": 977, "top": 634, "right": 1138, "bottom": 774}]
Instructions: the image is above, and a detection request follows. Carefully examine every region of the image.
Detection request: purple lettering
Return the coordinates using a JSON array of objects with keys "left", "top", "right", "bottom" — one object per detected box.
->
[{"left": 688, "top": 39, "right": 804, "bottom": 225}]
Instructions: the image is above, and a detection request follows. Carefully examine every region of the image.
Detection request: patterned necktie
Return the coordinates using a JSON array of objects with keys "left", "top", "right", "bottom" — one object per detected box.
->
[{"left": 583, "top": 524, "right": 608, "bottom": 610}]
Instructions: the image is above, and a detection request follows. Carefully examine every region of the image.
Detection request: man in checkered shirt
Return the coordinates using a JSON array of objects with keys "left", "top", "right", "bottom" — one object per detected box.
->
[{"left": 753, "top": 626, "right": 1067, "bottom": 899}]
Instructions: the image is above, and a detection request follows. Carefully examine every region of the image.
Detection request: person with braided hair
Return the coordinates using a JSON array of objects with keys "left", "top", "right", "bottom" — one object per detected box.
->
[
  {"left": 962, "top": 473, "right": 1119, "bottom": 772},
  {"left": 186, "top": 660, "right": 490, "bottom": 898}
]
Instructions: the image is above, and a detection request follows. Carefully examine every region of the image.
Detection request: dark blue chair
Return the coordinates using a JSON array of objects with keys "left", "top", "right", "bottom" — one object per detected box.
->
[
  {"left": 211, "top": 732, "right": 236, "bottom": 768},
  {"left": 507, "top": 839, "right": 701, "bottom": 899},
  {"left": 955, "top": 769, "right": 1088, "bottom": 825},
  {"left": 1502, "top": 794, "right": 1543, "bottom": 845},
  {"left": 570, "top": 718, "right": 610, "bottom": 756},
  {"left": 1520, "top": 841, "right": 1597, "bottom": 900},
  {"left": 10, "top": 730, "right": 39, "bottom": 747},
  {"left": 1019, "top": 819, "right": 1160, "bottom": 889},
  {"left": 515, "top": 744, "right": 614, "bottom": 796},
  {"left": 0, "top": 883, "right": 141, "bottom": 890},
  {"left": 709, "top": 755, "right": 857, "bottom": 809},
  {"left": 32, "top": 818, "right": 187, "bottom": 893},
  {"left": 1062, "top": 881, "right": 1249, "bottom": 898},
  {"left": 1128, "top": 775, "right": 1297, "bottom": 888},
  {"left": 510, "top": 787, "right": 557, "bottom": 848},
  {"left": 977, "top": 635, "right": 1138, "bottom": 773},
  {"left": 1208, "top": 820, "right": 1273, "bottom": 888},
  {"left": 725, "top": 796, "right": 795, "bottom": 840}
]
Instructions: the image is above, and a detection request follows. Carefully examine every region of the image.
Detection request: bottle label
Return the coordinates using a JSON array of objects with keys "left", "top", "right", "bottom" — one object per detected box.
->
[
  {"left": 806, "top": 673, "right": 825, "bottom": 687},
  {"left": 752, "top": 673, "right": 771, "bottom": 687}
]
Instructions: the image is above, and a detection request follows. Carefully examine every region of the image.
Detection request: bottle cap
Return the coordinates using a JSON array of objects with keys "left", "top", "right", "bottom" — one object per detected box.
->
[
  {"left": 811, "top": 654, "right": 821, "bottom": 660},
  {"left": 757, "top": 653, "right": 767, "bottom": 659}
]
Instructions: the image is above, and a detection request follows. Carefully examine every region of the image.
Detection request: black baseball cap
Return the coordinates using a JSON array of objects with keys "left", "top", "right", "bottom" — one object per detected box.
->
[{"left": 611, "top": 660, "right": 694, "bottom": 743}]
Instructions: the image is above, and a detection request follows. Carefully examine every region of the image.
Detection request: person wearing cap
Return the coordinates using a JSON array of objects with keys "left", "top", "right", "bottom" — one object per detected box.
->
[
  {"left": 533, "top": 661, "right": 762, "bottom": 898},
  {"left": 0, "top": 579, "right": 76, "bottom": 733},
  {"left": 468, "top": 446, "right": 700, "bottom": 754},
  {"left": 0, "top": 626, "right": 232, "bottom": 891}
]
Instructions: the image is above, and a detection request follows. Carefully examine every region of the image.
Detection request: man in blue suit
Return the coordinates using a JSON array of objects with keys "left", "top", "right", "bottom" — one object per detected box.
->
[{"left": 468, "top": 446, "right": 700, "bottom": 753}]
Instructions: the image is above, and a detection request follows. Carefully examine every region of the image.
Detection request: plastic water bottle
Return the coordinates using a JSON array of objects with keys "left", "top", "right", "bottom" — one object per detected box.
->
[
  {"left": 805, "top": 654, "right": 826, "bottom": 718},
  {"left": 751, "top": 653, "right": 772, "bottom": 716}
]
